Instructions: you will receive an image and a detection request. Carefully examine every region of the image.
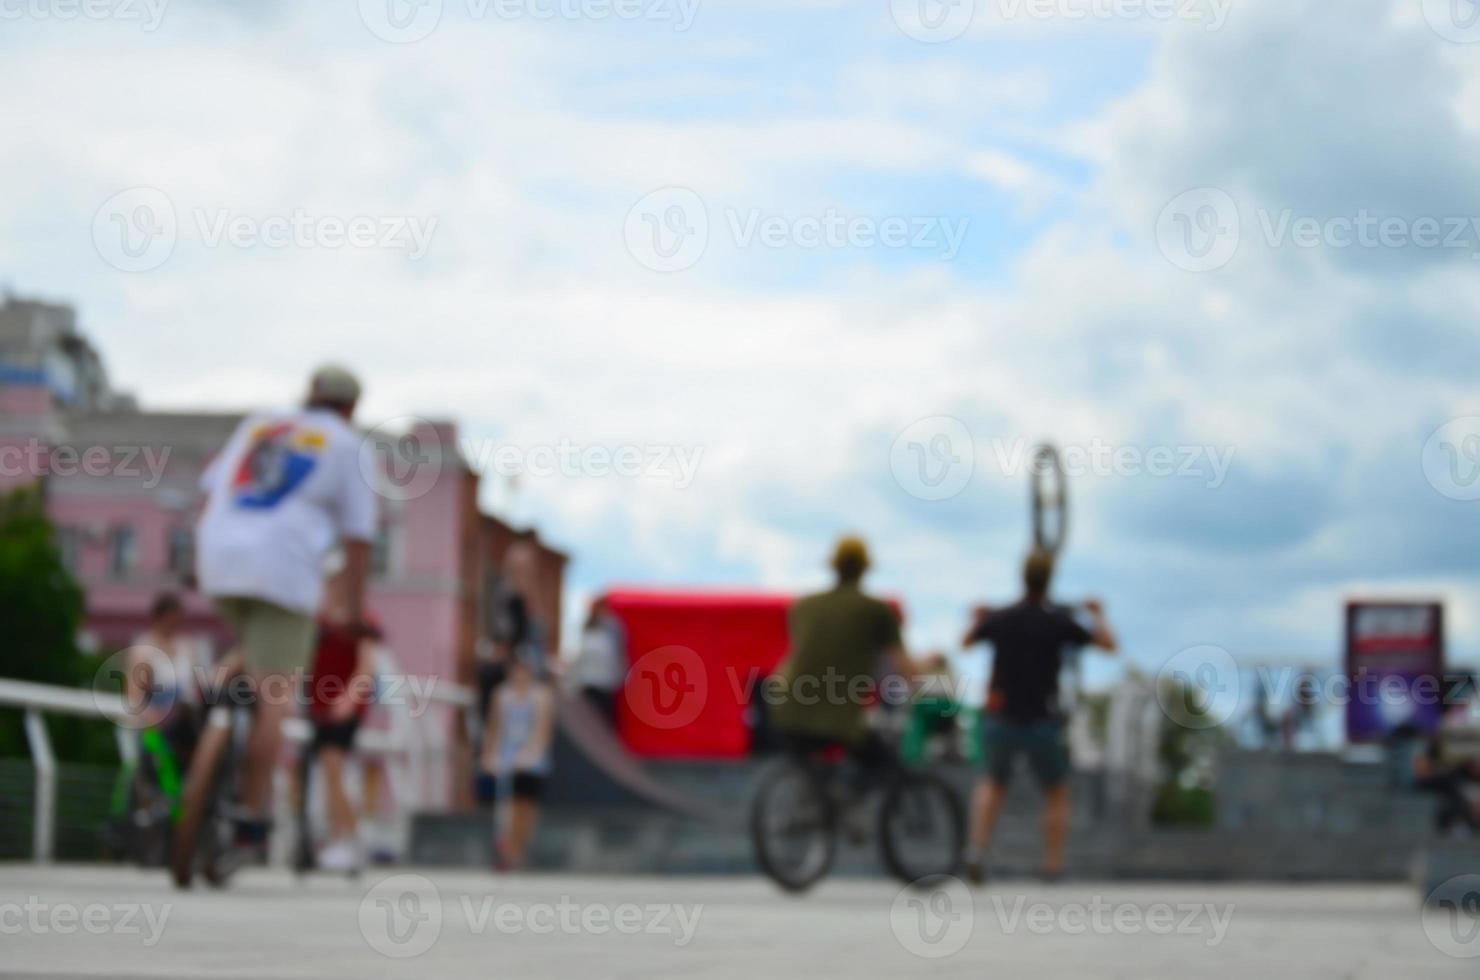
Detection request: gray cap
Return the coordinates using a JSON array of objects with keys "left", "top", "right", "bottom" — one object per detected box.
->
[{"left": 308, "top": 365, "right": 362, "bottom": 406}]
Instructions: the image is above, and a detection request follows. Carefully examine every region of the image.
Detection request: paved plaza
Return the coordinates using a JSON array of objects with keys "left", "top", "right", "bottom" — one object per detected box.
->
[{"left": 0, "top": 864, "right": 1475, "bottom": 978}]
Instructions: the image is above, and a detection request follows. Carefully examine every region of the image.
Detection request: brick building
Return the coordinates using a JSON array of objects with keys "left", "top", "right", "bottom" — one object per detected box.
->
[{"left": 0, "top": 294, "right": 567, "bottom": 806}]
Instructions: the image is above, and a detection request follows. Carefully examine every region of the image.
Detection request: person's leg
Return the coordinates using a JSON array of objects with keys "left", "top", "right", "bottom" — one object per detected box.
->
[
  {"left": 966, "top": 717, "right": 1014, "bottom": 881},
  {"left": 244, "top": 672, "right": 291, "bottom": 814},
  {"left": 502, "top": 774, "right": 543, "bottom": 868},
  {"left": 238, "top": 602, "right": 317, "bottom": 821},
  {"left": 1041, "top": 783, "right": 1070, "bottom": 877},
  {"left": 1028, "top": 720, "right": 1073, "bottom": 878},
  {"left": 970, "top": 779, "right": 1008, "bottom": 856},
  {"left": 507, "top": 799, "right": 536, "bottom": 867},
  {"left": 319, "top": 746, "right": 357, "bottom": 841},
  {"left": 362, "top": 758, "right": 384, "bottom": 820}
]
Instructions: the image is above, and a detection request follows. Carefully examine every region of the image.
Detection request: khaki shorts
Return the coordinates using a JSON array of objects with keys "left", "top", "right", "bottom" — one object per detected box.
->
[{"left": 214, "top": 597, "right": 317, "bottom": 675}]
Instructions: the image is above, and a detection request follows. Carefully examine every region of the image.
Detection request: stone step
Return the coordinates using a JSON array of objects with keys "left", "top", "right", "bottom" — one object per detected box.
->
[{"left": 410, "top": 806, "right": 1451, "bottom": 881}]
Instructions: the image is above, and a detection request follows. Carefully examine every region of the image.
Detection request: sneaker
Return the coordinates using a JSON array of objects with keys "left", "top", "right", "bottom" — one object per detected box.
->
[
  {"left": 231, "top": 816, "right": 272, "bottom": 865},
  {"left": 964, "top": 856, "right": 988, "bottom": 885},
  {"left": 317, "top": 838, "right": 362, "bottom": 873}
]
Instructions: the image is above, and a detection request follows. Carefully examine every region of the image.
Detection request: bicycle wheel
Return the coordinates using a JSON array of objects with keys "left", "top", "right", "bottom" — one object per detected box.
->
[
  {"left": 169, "top": 718, "right": 232, "bottom": 889},
  {"left": 124, "top": 777, "right": 173, "bottom": 868},
  {"left": 291, "top": 747, "right": 316, "bottom": 875},
  {"left": 750, "top": 759, "right": 837, "bottom": 893},
  {"left": 1030, "top": 443, "right": 1068, "bottom": 555},
  {"left": 878, "top": 771, "right": 964, "bottom": 885}
]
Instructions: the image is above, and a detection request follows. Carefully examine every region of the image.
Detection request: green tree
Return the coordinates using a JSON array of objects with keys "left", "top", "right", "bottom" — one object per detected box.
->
[
  {"left": 0, "top": 484, "right": 114, "bottom": 762},
  {"left": 1151, "top": 677, "right": 1225, "bottom": 826}
]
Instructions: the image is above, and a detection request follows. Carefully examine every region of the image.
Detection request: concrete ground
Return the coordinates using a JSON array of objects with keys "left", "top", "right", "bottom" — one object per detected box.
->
[{"left": 0, "top": 865, "right": 1475, "bottom": 979}]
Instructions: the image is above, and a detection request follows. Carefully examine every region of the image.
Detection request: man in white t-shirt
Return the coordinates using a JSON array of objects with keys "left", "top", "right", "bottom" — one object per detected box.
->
[{"left": 192, "top": 365, "right": 379, "bottom": 840}]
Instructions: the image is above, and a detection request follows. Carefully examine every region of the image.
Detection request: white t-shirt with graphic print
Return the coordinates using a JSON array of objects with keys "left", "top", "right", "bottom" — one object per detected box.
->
[{"left": 196, "top": 408, "right": 378, "bottom": 615}]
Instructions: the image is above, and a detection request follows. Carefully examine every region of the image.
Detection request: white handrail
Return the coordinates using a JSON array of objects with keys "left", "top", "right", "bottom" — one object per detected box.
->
[
  {"left": 0, "top": 675, "right": 476, "bottom": 863},
  {"left": 0, "top": 678, "right": 133, "bottom": 722}
]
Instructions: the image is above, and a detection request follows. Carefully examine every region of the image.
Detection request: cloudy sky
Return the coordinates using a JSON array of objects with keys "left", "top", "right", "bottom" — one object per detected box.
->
[{"left": 4, "top": 0, "right": 1479, "bottom": 685}]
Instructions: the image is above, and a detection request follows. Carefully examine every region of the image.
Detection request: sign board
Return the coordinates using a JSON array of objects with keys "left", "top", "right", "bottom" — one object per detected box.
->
[{"left": 1344, "top": 600, "right": 1445, "bottom": 743}]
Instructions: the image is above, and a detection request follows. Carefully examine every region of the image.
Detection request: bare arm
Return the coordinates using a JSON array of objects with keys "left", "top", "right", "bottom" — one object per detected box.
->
[
  {"left": 340, "top": 538, "right": 372, "bottom": 626},
  {"left": 332, "top": 636, "right": 378, "bottom": 721},
  {"left": 481, "top": 692, "right": 502, "bottom": 773},
  {"left": 516, "top": 688, "right": 556, "bottom": 770},
  {"left": 962, "top": 605, "right": 993, "bottom": 648},
  {"left": 1082, "top": 599, "right": 1118, "bottom": 653},
  {"left": 887, "top": 646, "right": 947, "bottom": 680},
  {"left": 123, "top": 649, "right": 155, "bottom": 725}
]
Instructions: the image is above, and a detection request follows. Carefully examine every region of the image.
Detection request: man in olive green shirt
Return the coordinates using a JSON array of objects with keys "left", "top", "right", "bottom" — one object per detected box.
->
[{"left": 769, "top": 537, "right": 933, "bottom": 759}]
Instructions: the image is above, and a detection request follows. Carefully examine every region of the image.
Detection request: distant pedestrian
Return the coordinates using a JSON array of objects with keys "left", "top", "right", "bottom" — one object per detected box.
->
[
  {"left": 481, "top": 650, "right": 556, "bottom": 870},
  {"left": 961, "top": 550, "right": 1117, "bottom": 883},
  {"left": 304, "top": 573, "right": 378, "bottom": 873},
  {"left": 126, "top": 592, "right": 209, "bottom": 754},
  {"left": 494, "top": 534, "right": 551, "bottom": 673},
  {"left": 573, "top": 597, "right": 626, "bottom": 725},
  {"left": 1414, "top": 675, "right": 1480, "bottom": 836}
]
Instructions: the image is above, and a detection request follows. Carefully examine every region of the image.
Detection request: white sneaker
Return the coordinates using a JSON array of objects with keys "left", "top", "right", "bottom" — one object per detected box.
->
[{"left": 317, "top": 838, "right": 362, "bottom": 873}]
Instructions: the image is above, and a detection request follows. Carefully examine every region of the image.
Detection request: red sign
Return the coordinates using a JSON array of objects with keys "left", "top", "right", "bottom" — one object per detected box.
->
[{"left": 607, "top": 589, "right": 794, "bottom": 758}]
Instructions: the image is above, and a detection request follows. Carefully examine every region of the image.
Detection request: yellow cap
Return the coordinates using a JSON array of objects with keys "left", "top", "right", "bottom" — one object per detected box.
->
[{"left": 831, "top": 535, "right": 871, "bottom": 578}]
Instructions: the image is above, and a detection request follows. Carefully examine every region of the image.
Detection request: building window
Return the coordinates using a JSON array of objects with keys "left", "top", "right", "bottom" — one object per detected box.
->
[
  {"left": 167, "top": 526, "right": 194, "bottom": 579},
  {"left": 109, "top": 525, "right": 137, "bottom": 578},
  {"left": 55, "top": 526, "right": 80, "bottom": 573}
]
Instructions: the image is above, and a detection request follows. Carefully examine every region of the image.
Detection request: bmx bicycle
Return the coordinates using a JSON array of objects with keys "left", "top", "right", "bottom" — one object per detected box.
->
[
  {"left": 169, "top": 653, "right": 366, "bottom": 887},
  {"left": 169, "top": 662, "right": 269, "bottom": 889},
  {"left": 106, "top": 719, "right": 200, "bottom": 868},
  {"left": 750, "top": 734, "right": 964, "bottom": 893}
]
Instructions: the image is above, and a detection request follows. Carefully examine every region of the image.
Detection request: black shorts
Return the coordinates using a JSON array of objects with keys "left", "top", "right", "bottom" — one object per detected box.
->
[
  {"left": 510, "top": 771, "right": 546, "bottom": 801},
  {"left": 779, "top": 731, "right": 893, "bottom": 771},
  {"left": 312, "top": 717, "right": 361, "bottom": 752}
]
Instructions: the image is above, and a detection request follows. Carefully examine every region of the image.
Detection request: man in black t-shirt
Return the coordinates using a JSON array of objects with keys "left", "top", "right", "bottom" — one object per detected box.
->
[
  {"left": 1413, "top": 675, "right": 1480, "bottom": 834},
  {"left": 961, "top": 550, "right": 1117, "bottom": 883}
]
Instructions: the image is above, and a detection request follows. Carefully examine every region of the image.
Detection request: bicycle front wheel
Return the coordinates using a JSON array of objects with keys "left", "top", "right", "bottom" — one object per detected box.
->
[
  {"left": 169, "top": 719, "right": 231, "bottom": 890},
  {"left": 878, "top": 771, "right": 964, "bottom": 885}
]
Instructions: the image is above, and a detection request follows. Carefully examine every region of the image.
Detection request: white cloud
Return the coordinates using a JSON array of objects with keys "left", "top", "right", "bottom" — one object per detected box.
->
[{"left": 1, "top": 0, "right": 1475, "bottom": 668}]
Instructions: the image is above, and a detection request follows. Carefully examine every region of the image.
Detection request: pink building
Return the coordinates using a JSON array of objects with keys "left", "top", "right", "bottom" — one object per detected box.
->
[{"left": 0, "top": 295, "right": 567, "bottom": 808}]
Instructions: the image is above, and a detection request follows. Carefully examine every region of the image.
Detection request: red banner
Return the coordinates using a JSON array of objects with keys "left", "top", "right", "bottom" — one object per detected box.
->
[{"left": 607, "top": 589, "right": 794, "bottom": 758}]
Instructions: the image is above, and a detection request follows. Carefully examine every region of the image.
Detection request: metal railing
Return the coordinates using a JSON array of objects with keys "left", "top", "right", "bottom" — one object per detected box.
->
[{"left": 0, "top": 676, "right": 478, "bottom": 863}]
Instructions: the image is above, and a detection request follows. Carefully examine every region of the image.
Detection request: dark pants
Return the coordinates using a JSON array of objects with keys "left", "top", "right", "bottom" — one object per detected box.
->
[
  {"left": 581, "top": 687, "right": 618, "bottom": 727},
  {"left": 779, "top": 730, "right": 893, "bottom": 772}
]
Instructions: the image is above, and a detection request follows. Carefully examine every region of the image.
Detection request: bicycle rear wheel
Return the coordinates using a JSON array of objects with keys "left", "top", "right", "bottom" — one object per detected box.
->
[
  {"left": 750, "top": 759, "right": 837, "bottom": 893},
  {"left": 878, "top": 771, "right": 964, "bottom": 885}
]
